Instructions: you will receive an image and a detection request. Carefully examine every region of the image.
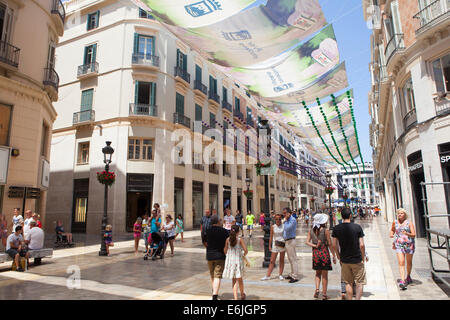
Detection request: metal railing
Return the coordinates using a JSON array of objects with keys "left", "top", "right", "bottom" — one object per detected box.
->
[
  {"left": 193, "top": 163, "right": 204, "bottom": 171},
  {"left": 174, "top": 66, "right": 190, "bottom": 83},
  {"left": 132, "top": 53, "right": 160, "bottom": 67},
  {"left": 194, "top": 80, "right": 207, "bottom": 95},
  {"left": 73, "top": 110, "right": 95, "bottom": 124},
  {"left": 435, "top": 96, "right": 450, "bottom": 116},
  {"left": 0, "top": 41, "right": 20, "bottom": 68},
  {"left": 222, "top": 100, "right": 232, "bottom": 112},
  {"left": 403, "top": 108, "right": 417, "bottom": 132},
  {"left": 43, "top": 68, "right": 60, "bottom": 89},
  {"left": 208, "top": 90, "right": 220, "bottom": 103},
  {"left": 129, "top": 103, "right": 157, "bottom": 117},
  {"left": 173, "top": 112, "right": 190, "bottom": 128},
  {"left": 77, "top": 62, "right": 99, "bottom": 77},
  {"left": 413, "top": 0, "right": 449, "bottom": 33},
  {"left": 385, "top": 33, "right": 405, "bottom": 65},
  {"left": 51, "top": 0, "right": 66, "bottom": 24},
  {"left": 209, "top": 164, "right": 218, "bottom": 174},
  {"left": 246, "top": 117, "right": 255, "bottom": 127},
  {"left": 233, "top": 109, "right": 244, "bottom": 121}
]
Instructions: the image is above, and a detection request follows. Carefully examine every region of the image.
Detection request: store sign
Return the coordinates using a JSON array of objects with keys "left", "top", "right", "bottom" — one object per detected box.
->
[
  {"left": 0, "top": 146, "right": 10, "bottom": 184},
  {"left": 408, "top": 162, "right": 423, "bottom": 172},
  {"left": 441, "top": 155, "right": 450, "bottom": 164}
]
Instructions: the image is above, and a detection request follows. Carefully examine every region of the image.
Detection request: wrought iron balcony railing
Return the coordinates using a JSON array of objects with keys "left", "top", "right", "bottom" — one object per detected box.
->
[
  {"left": 43, "top": 68, "right": 60, "bottom": 89},
  {"left": 403, "top": 108, "right": 417, "bottom": 132},
  {"left": 413, "top": 0, "right": 449, "bottom": 34},
  {"left": 222, "top": 100, "right": 232, "bottom": 112},
  {"left": 174, "top": 66, "right": 190, "bottom": 83},
  {"left": 0, "top": 41, "right": 20, "bottom": 68},
  {"left": 132, "top": 53, "right": 160, "bottom": 67},
  {"left": 173, "top": 112, "right": 190, "bottom": 128},
  {"left": 385, "top": 33, "right": 405, "bottom": 65},
  {"left": 51, "top": 0, "right": 66, "bottom": 24},
  {"left": 233, "top": 109, "right": 244, "bottom": 121},
  {"left": 208, "top": 90, "right": 220, "bottom": 104},
  {"left": 194, "top": 80, "right": 207, "bottom": 95},
  {"left": 73, "top": 110, "right": 95, "bottom": 124},
  {"left": 435, "top": 96, "right": 450, "bottom": 116},
  {"left": 77, "top": 62, "right": 99, "bottom": 77},
  {"left": 129, "top": 103, "right": 157, "bottom": 117}
]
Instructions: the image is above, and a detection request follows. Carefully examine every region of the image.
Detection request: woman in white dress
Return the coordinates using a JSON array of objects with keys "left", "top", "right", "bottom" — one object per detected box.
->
[
  {"left": 223, "top": 225, "right": 248, "bottom": 300},
  {"left": 261, "top": 213, "right": 285, "bottom": 281}
]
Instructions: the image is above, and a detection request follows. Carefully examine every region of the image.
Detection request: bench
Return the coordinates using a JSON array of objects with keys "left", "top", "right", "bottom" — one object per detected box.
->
[{"left": 0, "top": 248, "right": 53, "bottom": 266}]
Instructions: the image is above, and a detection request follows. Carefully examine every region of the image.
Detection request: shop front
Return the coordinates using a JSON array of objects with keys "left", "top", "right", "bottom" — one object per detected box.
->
[
  {"left": 209, "top": 184, "right": 218, "bottom": 213},
  {"left": 192, "top": 181, "right": 203, "bottom": 227},
  {"left": 223, "top": 185, "right": 231, "bottom": 210},
  {"left": 126, "top": 174, "right": 153, "bottom": 232},
  {"left": 439, "top": 142, "right": 450, "bottom": 225},
  {"left": 174, "top": 178, "right": 184, "bottom": 220},
  {"left": 407, "top": 151, "right": 427, "bottom": 238}
]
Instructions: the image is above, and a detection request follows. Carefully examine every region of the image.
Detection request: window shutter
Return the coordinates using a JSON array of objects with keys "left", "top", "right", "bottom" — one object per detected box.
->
[
  {"left": 176, "top": 93, "right": 184, "bottom": 115},
  {"left": 183, "top": 53, "right": 187, "bottom": 71},
  {"left": 83, "top": 46, "right": 88, "bottom": 65},
  {"left": 134, "top": 33, "right": 139, "bottom": 53},
  {"left": 151, "top": 82, "right": 156, "bottom": 106},
  {"left": 176, "top": 49, "right": 180, "bottom": 67},
  {"left": 195, "top": 65, "right": 202, "bottom": 81},
  {"left": 223, "top": 87, "right": 227, "bottom": 102},
  {"left": 92, "top": 44, "right": 97, "bottom": 63},
  {"left": 81, "top": 89, "right": 93, "bottom": 111},
  {"left": 96, "top": 11, "right": 100, "bottom": 28},
  {"left": 151, "top": 36, "right": 155, "bottom": 55},
  {"left": 195, "top": 104, "right": 202, "bottom": 121},
  {"left": 134, "top": 81, "right": 139, "bottom": 104}
]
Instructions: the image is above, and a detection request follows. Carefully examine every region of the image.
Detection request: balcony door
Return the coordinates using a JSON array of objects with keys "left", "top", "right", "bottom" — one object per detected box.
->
[
  {"left": 176, "top": 92, "right": 184, "bottom": 115},
  {"left": 83, "top": 44, "right": 97, "bottom": 65},
  {"left": 134, "top": 34, "right": 154, "bottom": 57},
  {"left": 135, "top": 81, "right": 156, "bottom": 106},
  {"left": 80, "top": 89, "right": 93, "bottom": 121},
  {"left": 0, "top": 4, "right": 13, "bottom": 43}
]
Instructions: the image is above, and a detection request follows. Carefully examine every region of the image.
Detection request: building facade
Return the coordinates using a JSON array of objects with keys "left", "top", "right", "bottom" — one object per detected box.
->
[
  {"left": 0, "top": 0, "right": 64, "bottom": 226},
  {"left": 46, "top": 0, "right": 302, "bottom": 235},
  {"left": 364, "top": 0, "right": 450, "bottom": 237}
]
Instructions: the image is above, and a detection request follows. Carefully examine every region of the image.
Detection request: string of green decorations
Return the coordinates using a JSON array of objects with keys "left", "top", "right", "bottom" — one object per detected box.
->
[
  {"left": 316, "top": 98, "right": 353, "bottom": 174},
  {"left": 302, "top": 101, "right": 348, "bottom": 173},
  {"left": 330, "top": 94, "right": 360, "bottom": 175},
  {"left": 346, "top": 90, "right": 366, "bottom": 189}
]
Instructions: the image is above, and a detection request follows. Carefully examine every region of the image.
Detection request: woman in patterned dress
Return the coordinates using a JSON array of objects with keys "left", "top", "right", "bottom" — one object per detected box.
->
[
  {"left": 306, "top": 214, "right": 336, "bottom": 300},
  {"left": 390, "top": 208, "right": 416, "bottom": 290},
  {"left": 223, "top": 225, "right": 248, "bottom": 300}
]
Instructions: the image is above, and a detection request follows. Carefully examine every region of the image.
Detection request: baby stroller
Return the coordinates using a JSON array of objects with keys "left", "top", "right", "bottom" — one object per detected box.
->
[{"left": 143, "top": 232, "right": 168, "bottom": 260}]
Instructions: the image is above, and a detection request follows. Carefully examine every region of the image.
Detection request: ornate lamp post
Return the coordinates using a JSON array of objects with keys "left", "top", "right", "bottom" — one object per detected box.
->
[
  {"left": 289, "top": 186, "right": 295, "bottom": 211},
  {"left": 343, "top": 184, "right": 348, "bottom": 207},
  {"left": 258, "top": 120, "right": 271, "bottom": 268},
  {"left": 245, "top": 177, "right": 252, "bottom": 212},
  {"left": 325, "top": 171, "right": 333, "bottom": 229},
  {"left": 99, "top": 141, "right": 114, "bottom": 256}
]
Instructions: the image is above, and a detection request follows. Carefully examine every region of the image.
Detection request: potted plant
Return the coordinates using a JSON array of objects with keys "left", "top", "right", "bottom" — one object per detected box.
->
[
  {"left": 325, "top": 186, "right": 335, "bottom": 195},
  {"left": 255, "top": 160, "right": 271, "bottom": 176},
  {"left": 243, "top": 189, "right": 253, "bottom": 199},
  {"left": 97, "top": 170, "right": 116, "bottom": 186}
]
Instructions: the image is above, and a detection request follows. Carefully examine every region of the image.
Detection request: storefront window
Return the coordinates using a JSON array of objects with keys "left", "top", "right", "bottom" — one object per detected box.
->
[{"left": 192, "top": 181, "right": 203, "bottom": 227}]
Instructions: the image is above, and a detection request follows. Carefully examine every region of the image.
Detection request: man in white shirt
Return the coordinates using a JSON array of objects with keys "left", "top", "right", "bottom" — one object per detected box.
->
[
  {"left": 223, "top": 208, "right": 235, "bottom": 237},
  {"left": 23, "top": 210, "right": 35, "bottom": 238},
  {"left": 25, "top": 221, "right": 44, "bottom": 251},
  {"left": 6, "top": 226, "right": 28, "bottom": 272}
]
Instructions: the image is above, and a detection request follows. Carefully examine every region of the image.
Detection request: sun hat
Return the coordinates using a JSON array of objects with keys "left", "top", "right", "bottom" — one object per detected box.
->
[{"left": 312, "top": 213, "right": 329, "bottom": 229}]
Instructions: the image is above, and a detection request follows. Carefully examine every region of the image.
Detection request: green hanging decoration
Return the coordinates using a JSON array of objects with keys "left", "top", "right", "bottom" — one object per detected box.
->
[{"left": 346, "top": 91, "right": 366, "bottom": 174}]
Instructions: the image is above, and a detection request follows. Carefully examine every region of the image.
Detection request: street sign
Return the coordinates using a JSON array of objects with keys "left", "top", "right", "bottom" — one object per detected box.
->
[{"left": 8, "top": 186, "right": 24, "bottom": 198}]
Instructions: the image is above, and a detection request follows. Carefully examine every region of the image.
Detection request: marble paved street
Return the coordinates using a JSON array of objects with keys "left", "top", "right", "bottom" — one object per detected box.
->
[{"left": 0, "top": 217, "right": 448, "bottom": 300}]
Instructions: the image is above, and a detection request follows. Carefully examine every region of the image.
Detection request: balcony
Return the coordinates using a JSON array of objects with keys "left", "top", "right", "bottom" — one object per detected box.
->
[
  {"left": 209, "top": 164, "right": 219, "bottom": 174},
  {"left": 0, "top": 41, "right": 20, "bottom": 68},
  {"left": 43, "top": 68, "right": 59, "bottom": 89},
  {"left": 403, "top": 109, "right": 417, "bottom": 132},
  {"left": 51, "top": 0, "right": 65, "bottom": 35},
  {"left": 73, "top": 110, "right": 95, "bottom": 125},
  {"left": 222, "top": 100, "right": 232, "bottom": 113},
  {"left": 193, "top": 163, "right": 204, "bottom": 171},
  {"left": 77, "top": 62, "right": 99, "bottom": 79},
  {"left": 131, "top": 53, "right": 160, "bottom": 69},
  {"left": 233, "top": 109, "right": 244, "bottom": 122},
  {"left": 246, "top": 117, "right": 255, "bottom": 128},
  {"left": 435, "top": 96, "right": 450, "bottom": 116},
  {"left": 208, "top": 90, "right": 220, "bottom": 104},
  {"left": 174, "top": 66, "right": 190, "bottom": 84},
  {"left": 413, "top": 0, "right": 449, "bottom": 36},
  {"left": 173, "top": 112, "right": 190, "bottom": 129},
  {"left": 129, "top": 103, "right": 157, "bottom": 117},
  {"left": 385, "top": 34, "right": 405, "bottom": 66},
  {"left": 194, "top": 80, "right": 208, "bottom": 96}
]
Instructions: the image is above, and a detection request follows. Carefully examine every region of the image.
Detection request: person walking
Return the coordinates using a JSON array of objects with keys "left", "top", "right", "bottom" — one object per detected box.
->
[
  {"left": 235, "top": 210, "right": 244, "bottom": 237},
  {"left": 332, "top": 208, "right": 367, "bottom": 300},
  {"left": 390, "top": 208, "right": 416, "bottom": 290},
  {"left": 283, "top": 208, "right": 299, "bottom": 283},
  {"left": 259, "top": 212, "right": 265, "bottom": 231},
  {"left": 162, "top": 214, "right": 176, "bottom": 256},
  {"left": 223, "top": 225, "right": 248, "bottom": 300},
  {"left": 200, "top": 209, "right": 212, "bottom": 244},
  {"left": 175, "top": 214, "right": 184, "bottom": 242},
  {"left": 306, "top": 214, "right": 336, "bottom": 300},
  {"left": 305, "top": 209, "right": 310, "bottom": 227},
  {"left": 133, "top": 217, "right": 142, "bottom": 255},
  {"left": 142, "top": 214, "right": 150, "bottom": 252},
  {"left": 203, "top": 215, "right": 228, "bottom": 300},
  {"left": 336, "top": 207, "right": 342, "bottom": 225},
  {"left": 223, "top": 208, "right": 235, "bottom": 237},
  {"left": 261, "top": 213, "right": 285, "bottom": 281},
  {"left": 246, "top": 211, "right": 255, "bottom": 238}
]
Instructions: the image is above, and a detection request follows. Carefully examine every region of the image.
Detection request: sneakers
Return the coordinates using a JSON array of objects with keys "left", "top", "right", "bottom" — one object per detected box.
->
[
  {"left": 406, "top": 276, "right": 413, "bottom": 285},
  {"left": 289, "top": 278, "right": 299, "bottom": 283},
  {"left": 16, "top": 267, "right": 24, "bottom": 272},
  {"left": 260, "top": 276, "right": 270, "bottom": 281},
  {"left": 279, "top": 275, "right": 284, "bottom": 281},
  {"left": 398, "top": 280, "right": 407, "bottom": 290}
]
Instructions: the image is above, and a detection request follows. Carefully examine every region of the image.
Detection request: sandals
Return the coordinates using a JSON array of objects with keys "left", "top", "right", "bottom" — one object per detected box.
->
[
  {"left": 322, "top": 294, "right": 329, "bottom": 300},
  {"left": 313, "top": 290, "right": 320, "bottom": 299},
  {"left": 241, "top": 293, "right": 246, "bottom": 300}
]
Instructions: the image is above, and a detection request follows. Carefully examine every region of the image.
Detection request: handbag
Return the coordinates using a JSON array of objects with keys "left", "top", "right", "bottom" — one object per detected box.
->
[{"left": 275, "top": 240, "right": 285, "bottom": 248}]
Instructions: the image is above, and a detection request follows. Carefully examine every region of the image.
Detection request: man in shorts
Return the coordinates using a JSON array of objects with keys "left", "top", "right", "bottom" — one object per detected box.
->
[
  {"left": 6, "top": 226, "right": 28, "bottom": 272},
  {"left": 203, "top": 215, "right": 228, "bottom": 300},
  {"left": 235, "top": 210, "right": 244, "bottom": 237},
  {"left": 332, "top": 207, "right": 367, "bottom": 300},
  {"left": 246, "top": 211, "right": 255, "bottom": 238}
]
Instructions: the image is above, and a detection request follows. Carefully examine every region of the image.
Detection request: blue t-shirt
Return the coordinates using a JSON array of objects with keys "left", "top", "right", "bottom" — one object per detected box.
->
[{"left": 150, "top": 217, "right": 161, "bottom": 233}]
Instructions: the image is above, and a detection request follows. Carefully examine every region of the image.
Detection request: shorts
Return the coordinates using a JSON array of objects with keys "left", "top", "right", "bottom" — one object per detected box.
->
[
  {"left": 247, "top": 224, "right": 253, "bottom": 230},
  {"left": 143, "top": 232, "right": 150, "bottom": 245},
  {"left": 208, "top": 260, "right": 225, "bottom": 279},
  {"left": 168, "top": 236, "right": 175, "bottom": 241},
  {"left": 105, "top": 240, "right": 113, "bottom": 245},
  {"left": 341, "top": 262, "right": 366, "bottom": 285},
  {"left": 236, "top": 222, "right": 243, "bottom": 230},
  {"left": 6, "top": 248, "right": 27, "bottom": 259}
]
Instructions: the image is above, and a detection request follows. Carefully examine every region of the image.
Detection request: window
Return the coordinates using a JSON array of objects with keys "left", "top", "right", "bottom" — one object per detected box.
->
[
  {"left": 235, "top": 97, "right": 240, "bottom": 112},
  {"left": 80, "top": 89, "right": 94, "bottom": 121},
  {"left": 432, "top": 54, "right": 450, "bottom": 93},
  {"left": 209, "top": 112, "right": 216, "bottom": 128},
  {"left": 195, "top": 104, "right": 202, "bottom": 121},
  {"left": 0, "top": 104, "right": 11, "bottom": 146},
  {"left": 176, "top": 93, "right": 184, "bottom": 115},
  {"left": 87, "top": 11, "right": 100, "bottom": 31},
  {"left": 135, "top": 81, "right": 156, "bottom": 105},
  {"left": 0, "top": 4, "right": 14, "bottom": 43},
  {"left": 74, "top": 197, "right": 88, "bottom": 223},
  {"left": 209, "top": 76, "right": 217, "bottom": 95},
  {"left": 83, "top": 44, "right": 97, "bottom": 65},
  {"left": 139, "top": 8, "right": 154, "bottom": 19},
  {"left": 195, "top": 65, "right": 202, "bottom": 81},
  {"left": 400, "top": 78, "right": 416, "bottom": 115},
  {"left": 176, "top": 49, "right": 187, "bottom": 71},
  {"left": 47, "top": 42, "right": 56, "bottom": 70},
  {"left": 128, "top": 138, "right": 153, "bottom": 160},
  {"left": 41, "top": 123, "right": 49, "bottom": 158},
  {"left": 133, "top": 34, "right": 154, "bottom": 56},
  {"left": 77, "top": 142, "right": 90, "bottom": 164},
  {"left": 222, "top": 87, "right": 228, "bottom": 102}
]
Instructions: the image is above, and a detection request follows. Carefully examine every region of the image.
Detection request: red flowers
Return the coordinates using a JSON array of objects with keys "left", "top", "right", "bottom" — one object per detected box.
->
[
  {"left": 325, "top": 186, "right": 335, "bottom": 195},
  {"left": 97, "top": 171, "right": 116, "bottom": 186},
  {"left": 244, "top": 190, "right": 254, "bottom": 199}
]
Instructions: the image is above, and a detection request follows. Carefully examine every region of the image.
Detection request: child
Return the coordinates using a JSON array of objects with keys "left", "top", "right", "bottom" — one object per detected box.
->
[
  {"left": 145, "top": 232, "right": 164, "bottom": 260},
  {"left": 142, "top": 214, "right": 150, "bottom": 252},
  {"left": 223, "top": 225, "right": 248, "bottom": 300},
  {"left": 174, "top": 214, "right": 184, "bottom": 242},
  {"left": 133, "top": 217, "right": 142, "bottom": 254},
  {"left": 104, "top": 225, "right": 114, "bottom": 256}
]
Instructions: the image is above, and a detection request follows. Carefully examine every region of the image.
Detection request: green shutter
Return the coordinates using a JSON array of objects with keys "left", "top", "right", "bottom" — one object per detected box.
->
[
  {"left": 151, "top": 83, "right": 156, "bottom": 106},
  {"left": 92, "top": 44, "right": 97, "bottom": 63},
  {"left": 210, "top": 112, "right": 215, "bottom": 128},
  {"left": 134, "top": 33, "right": 139, "bottom": 53},
  {"left": 81, "top": 89, "right": 93, "bottom": 111},
  {"left": 176, "top": 93, "right": 184, "bottom": 115},
  {"left": 96, "top": 11, "right": 100, "bottom": 28},
  {"left": 209, "top": 76, "right": 213, "bottom": 91},
  {"left": 183, "top": 53, "right": 187, "bottom": 71},
  {"left": 151, "top": 36, "right": 155, "bottom": 55},
  {"left": 223, "top": 87, "right": 227, "bottom": 102},
  {"left": 195, "top": 104, "right": 202, "bottom": 121},
  {"left": 176, "top": 49, "right": 180, "bottom": 67},
  {"left": 83, "top": 46, "right": 88, "bottom": 65},
  {"left": 134, "top": 81, "right": 139, "bottom": 104},
  {"left": 195, "top": 65, "right": 202, "bottom": 82}
]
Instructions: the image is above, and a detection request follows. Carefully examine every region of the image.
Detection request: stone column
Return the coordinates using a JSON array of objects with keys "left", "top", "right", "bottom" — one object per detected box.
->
[
  {"left": 218, "top": 164, "right": 224, "bottom": 218},
  {"left": 184, "top": 163, "right": 193, "bottom": 230},
  {"left": 231, "top": 161, "right": 237, "bottom": 214}
]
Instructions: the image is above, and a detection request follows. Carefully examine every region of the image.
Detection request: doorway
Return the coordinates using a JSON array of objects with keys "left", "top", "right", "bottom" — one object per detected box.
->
[
  {"left": 410, "top": 172, "right": 427, "bottom": 238},
  {"left": 126, "top": 192, "right": 151, "bottom": 232}
]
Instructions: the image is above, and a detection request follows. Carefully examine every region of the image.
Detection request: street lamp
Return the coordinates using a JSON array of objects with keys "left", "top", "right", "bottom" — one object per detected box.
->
[
  {"left": 325, "top": 171, "right": 333, "bottom": 229},
  {"left": 343, "top": 184, "right": 348, "bottom": 207},
  {"left": 245, "top": 177, "right": 251, "bottom": 212},
  {"left": 258, "top": 119, "right": 271, "bottom": 268},
  {"left": 99, "top": 141, "right": 114, "bottom": 256},
  {"left": 289, "top": 186, "right": 295, "bottom": 211}
]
